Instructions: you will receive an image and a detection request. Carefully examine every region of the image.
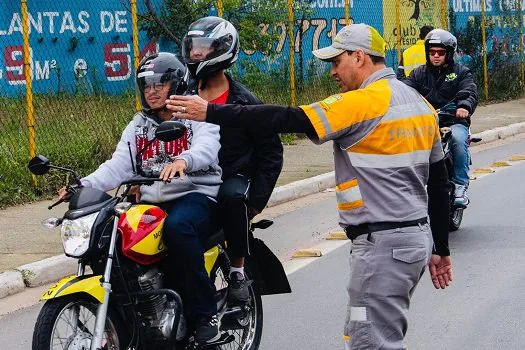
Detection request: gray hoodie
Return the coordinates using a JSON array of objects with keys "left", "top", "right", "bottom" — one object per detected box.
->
[{"left": 82, "top": 112, "right": 222, "bottom": 203}]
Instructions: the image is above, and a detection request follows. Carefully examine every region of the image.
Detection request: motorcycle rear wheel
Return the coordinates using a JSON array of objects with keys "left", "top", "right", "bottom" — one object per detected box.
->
[
  {"left": 210, "top": 264, "right": 263, "bottom": 350},
  {"left": 32, "top": 294, "right": 129, "bottom": 350},
  {"left": 450, "top": 208, "right": 464, "bottom": 232}
]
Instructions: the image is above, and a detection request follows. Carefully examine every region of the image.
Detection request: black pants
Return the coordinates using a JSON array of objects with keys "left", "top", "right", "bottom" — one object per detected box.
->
[
  {"left": 160, "top": 193, "right": 217, "bottom": 320},
  {"left": 218, "top": 175, "right": 251, "bottom": 259}
]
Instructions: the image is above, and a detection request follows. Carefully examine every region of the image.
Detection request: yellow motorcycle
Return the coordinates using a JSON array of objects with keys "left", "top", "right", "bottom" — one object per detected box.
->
[{"left": 28, "top": 121, "right": 290, "bottom": 350}]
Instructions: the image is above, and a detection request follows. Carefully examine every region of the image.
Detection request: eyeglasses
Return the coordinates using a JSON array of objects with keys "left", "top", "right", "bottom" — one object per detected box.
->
[
  {"left": 429, "top": 49, "right": 447, "bottom": 57},
  {"left": 144, "top": 82, "right": 168, "bottom": 92}
]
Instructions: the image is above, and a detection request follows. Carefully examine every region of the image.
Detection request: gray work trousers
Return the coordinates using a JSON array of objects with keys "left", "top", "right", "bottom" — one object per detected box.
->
[{"left": 344, "top": 223, "right": 433, "bottom": 350}]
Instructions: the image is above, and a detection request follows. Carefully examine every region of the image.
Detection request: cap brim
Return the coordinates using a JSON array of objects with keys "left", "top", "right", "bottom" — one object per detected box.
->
[{"left": 312, "top": 46, "right": 345, "bottom": 61}]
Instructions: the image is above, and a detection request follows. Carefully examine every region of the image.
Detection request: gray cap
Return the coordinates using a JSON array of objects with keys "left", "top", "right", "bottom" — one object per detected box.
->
[{"left": 313, "top": 23, "right": 386, "bottom": 61}]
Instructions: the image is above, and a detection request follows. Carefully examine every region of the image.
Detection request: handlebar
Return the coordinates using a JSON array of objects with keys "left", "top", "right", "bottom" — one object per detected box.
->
[
  {"left": 120, "top": 175, "right": 180, "bottom": 187},
  {"left": 49, "top": 184, "right": 81, "bottom": 210},
  {"left": 48, "top": 198, "right": 65, "bottom": 210},
  {"left": 117, "top": 175, "right": 180, "bottom": 199}
]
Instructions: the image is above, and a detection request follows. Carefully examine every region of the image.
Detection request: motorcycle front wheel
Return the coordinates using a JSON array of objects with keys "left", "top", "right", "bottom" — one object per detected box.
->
[
  {"left": 450, "top": 207, "right": 464, "bottom": 232},
  {"left": 32, "top": 295, "right": 129, "bottom": 350}
]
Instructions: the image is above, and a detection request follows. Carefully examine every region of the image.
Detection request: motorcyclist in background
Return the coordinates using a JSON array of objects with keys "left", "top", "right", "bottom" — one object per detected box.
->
[{"left": 403, "top": 29, "right": 478, "bottom": 207}]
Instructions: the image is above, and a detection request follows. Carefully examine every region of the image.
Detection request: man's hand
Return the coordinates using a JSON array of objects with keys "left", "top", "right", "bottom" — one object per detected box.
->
[
  {"left": 456, "top": 108, "right": 469, "bottom": 119},
  {"left": 57, "top": 186, "right": 68, "bottom": 200},
  {"left": 165, "top": 95, "right": 208, "bottom": 122},
  {"left": 129, "top": 185, "right": 141, "bottom": 203},
  {"left": 429, "top": 255, "right": 453, "bottom": 289},
  {"left": 160, "top": 159, "right": 187, "bottom": 181}
]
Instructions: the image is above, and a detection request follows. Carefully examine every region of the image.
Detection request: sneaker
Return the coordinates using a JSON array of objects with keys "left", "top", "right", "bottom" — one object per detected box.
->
[
  {"left": 454, "top": 185, "right": 469, "bottom": 207},
  {"left": 196, "top": 314, "right": 221, "bottom": 344},
  {"left": 227, "top": 272, "right": 251, "bottom": 303}
]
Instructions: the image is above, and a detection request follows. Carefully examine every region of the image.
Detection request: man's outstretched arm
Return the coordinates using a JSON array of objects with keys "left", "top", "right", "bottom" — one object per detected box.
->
[{"left": 166, "top": 94, "right": 316, "bottom": 134}]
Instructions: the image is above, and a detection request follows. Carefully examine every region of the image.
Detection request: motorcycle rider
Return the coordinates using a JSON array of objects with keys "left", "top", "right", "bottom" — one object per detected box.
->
[
  {"left": 58, "top": 52, "right": 223, "bottom": 344},
  {"left": 181, "top": 16, "right": 284, "bottom": 303},
  {"left": 403, "top": 28, "right": 478, "bottom": 206}
]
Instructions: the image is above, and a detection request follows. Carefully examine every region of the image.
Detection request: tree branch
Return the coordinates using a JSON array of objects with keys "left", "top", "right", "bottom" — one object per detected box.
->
[{"left": 143, "top": 0, "right": 182, "bottom": 46}]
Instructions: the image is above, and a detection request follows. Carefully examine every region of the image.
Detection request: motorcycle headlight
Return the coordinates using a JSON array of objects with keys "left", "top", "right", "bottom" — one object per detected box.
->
[{"left": 61, "top": 212, "right": 99, "bottom": 257}]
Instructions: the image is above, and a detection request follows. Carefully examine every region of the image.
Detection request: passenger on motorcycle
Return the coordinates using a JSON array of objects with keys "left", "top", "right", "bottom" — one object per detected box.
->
[
  {"left": 182, "top": 16, "right": 284, "bottom": 303},
  {"left": 403, "top": 29, "right": 478, "bottom": 206},
  {"left": 58, "top": 52, "right": 224, "bottom": 344}
]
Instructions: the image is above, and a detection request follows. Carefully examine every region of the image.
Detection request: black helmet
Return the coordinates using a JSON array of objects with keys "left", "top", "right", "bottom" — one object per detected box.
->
[
  {"left": 136, "top": 52, "right": 189, "bottom": 113},
  {"left": 182, "top": 16, "right": 240, "bottom": 79},
  {"left": 424, "top": 29, "right": 457, "bottom": 65}
]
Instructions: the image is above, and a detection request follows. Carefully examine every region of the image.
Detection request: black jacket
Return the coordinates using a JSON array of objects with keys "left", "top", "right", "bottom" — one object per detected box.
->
[
  {"left": 190, "top": 75, "right": 283, "bottom": 212},
  {"left": 404, "top": 62, "right": 478, "bottom": 127}
]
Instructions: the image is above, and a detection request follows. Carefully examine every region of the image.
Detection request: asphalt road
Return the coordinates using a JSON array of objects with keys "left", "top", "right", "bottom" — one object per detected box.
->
[
  {"left": 260, "top": 137, "right": 525, "bottom": 350},
  {"left": 1, "top": 137, "right": 524, "bottom": 350}
]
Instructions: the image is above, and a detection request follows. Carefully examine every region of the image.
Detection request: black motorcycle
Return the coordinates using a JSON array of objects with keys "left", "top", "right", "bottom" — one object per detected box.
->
[{"left": 437, "top": 92, "right": 481, "bottom": 231}]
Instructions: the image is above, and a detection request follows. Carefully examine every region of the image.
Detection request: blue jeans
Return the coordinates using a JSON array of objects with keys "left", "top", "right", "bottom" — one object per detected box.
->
[
  {"left": 161, "top": 193, "right": 217, "bottom": 320},
  {"left": 450, "top": 124, "right": 470, "bottom": 186}
]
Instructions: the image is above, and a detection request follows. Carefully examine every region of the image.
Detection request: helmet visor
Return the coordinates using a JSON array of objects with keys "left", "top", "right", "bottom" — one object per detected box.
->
[
  {"left": 136, "top": 72, "right": 174, "bottom": 110},
  {"left": 182, "top": 35, "right": 233, "bottom": 63}
]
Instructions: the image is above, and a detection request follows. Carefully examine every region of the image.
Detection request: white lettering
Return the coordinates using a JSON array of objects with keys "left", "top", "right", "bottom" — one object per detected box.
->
[
  {"left": 100, "top": 11, "right": 114, "bottom": 33},
  {"left": 310, "top": 0, "right": 352, "bottom": 8},
  {"left": 115, "top": 11, "right": 128, "bottom": 33},
  {"left": 453, "top": 0, "right": 464, "bottom": 12},
  {"left": 28, "top": 12, "right": 42, "bottom": 34},
  {"left": 60, "top": 11, "right": 76, "bottom": 33},
  {"left": 8, "top": 13, "right": 22, "bottom": 35},
  {"left": 78, "top": 11, "right": 90, "bottom": 33},
  {"left": 35, "top": 60, "right": 50, "bottom": 80},
  {"left": 43, "top": 12, "right": 59, "bottom": 34}
]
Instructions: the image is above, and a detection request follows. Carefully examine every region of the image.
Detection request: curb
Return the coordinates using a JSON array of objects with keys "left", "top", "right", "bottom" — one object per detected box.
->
[
  {"left": 1, "top": 121, "right": 524, "bottom": 300},
  {"left": 266, "top": 172, "right": 335, "bottom": 208},
  {"left": 18, "top": 255, "right": 78, "bottom": 288},
  {"left": 471, "top": 122, "right": 525, "bottom": 145},
  {"left": 0, "top": 270, "right": 25, "bottom": 299}
]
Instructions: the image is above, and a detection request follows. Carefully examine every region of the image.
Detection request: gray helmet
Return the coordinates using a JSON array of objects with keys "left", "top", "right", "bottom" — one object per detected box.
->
[
  {"left": 424, "top": 29, "right": 457, "bottom": 65},
  {"left": 182, "top": 16, "right": 240, "bottom": 79},
  {"left": 136, "top": 52, "right": 189, "bottom": 114}
]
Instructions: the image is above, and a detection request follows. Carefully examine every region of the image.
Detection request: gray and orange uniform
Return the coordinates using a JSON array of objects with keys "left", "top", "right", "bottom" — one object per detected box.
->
[
  {"left": 204, "top": 67, "right": 450, "bottom": 349},
  {"left": 301, "top": 68, "right": 444, "bottom": 229}
]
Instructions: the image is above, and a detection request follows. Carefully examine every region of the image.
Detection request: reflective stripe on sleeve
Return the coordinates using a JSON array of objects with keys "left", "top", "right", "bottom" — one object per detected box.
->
[
  {"left": 312, "top": 102, "right": 333, "bottom": 136},
  {"left": 347, "top": 150, "right": 431, "bottom": 168},
  {"left": 382, "top": 102, "right": 433, "bottom": 122},
  {"left": 336, "top": 178, "right": 364, "bottom": 211}
]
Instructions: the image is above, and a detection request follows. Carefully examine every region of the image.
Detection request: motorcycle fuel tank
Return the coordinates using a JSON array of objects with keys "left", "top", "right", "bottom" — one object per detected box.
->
[{"left": 118, "top": 205, "right": 168, "bottom": 265}]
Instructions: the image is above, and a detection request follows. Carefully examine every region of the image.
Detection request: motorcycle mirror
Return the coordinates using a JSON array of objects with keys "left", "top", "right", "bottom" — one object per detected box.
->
[
  {"left": 28, "top": 155, "right": 51, "bottom": 175},
  {"left": 155, "top": 121, "right": 187, "bottom": 142}
]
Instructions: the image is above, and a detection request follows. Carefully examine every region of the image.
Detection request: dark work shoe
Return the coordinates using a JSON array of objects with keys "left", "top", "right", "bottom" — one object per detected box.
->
[
  {"left": 196, "top": 314, "right": 221, "bottom": 344},
  {"left": 227, "top": 272, "right": 251, "bottom": 303}
]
